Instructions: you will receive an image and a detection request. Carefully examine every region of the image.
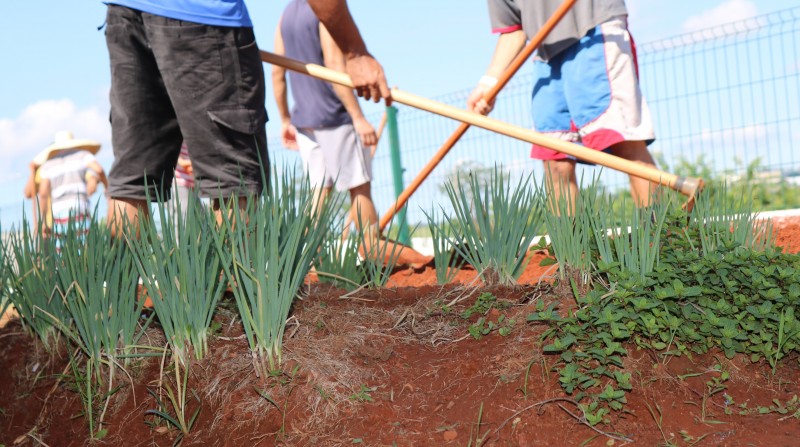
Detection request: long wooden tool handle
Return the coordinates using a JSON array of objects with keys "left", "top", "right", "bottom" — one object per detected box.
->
[
  {"left": 260, "top": 50, "right": 704, "bottom": 206},
  {"left": 377, "top": 0, "right": 577, "bottom": 230},
  {"left": 485, "top": 0, "right": 577, "bottom": 102},
  {"left": 370, "top": 111, "right": 388, "bottom": 158}
]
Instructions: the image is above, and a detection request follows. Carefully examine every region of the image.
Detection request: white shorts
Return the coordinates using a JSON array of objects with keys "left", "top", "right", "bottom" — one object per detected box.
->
[{"left": 296, "top": 124, "right": 372, "bottom": 192}]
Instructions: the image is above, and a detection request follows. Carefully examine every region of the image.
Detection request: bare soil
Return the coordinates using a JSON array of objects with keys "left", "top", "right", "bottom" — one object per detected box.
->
[{"left": 1, "top": 220, "right": 800, "bottom": 447}]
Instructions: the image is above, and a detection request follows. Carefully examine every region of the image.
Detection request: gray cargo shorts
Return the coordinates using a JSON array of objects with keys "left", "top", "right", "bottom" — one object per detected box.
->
[{"left": 105, "top": 4, "right": 269, "bottom": 201}]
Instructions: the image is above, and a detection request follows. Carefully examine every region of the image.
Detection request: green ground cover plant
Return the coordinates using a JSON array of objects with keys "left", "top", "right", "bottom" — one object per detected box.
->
[
  {"left": 530, "top": 185, "right": 798, "bottom": 426},
  {"left": 459, "top": 292, "right": 515, "bottom": 339}
]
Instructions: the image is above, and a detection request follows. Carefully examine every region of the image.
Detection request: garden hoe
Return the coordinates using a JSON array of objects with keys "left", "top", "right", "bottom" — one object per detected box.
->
[{"left": 260, "top": 50, "right": 705, "bottom": 213}]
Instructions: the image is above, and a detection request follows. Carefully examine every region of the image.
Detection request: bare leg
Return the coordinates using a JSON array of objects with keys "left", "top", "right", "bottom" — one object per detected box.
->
[
  {"left": 107, "top": 197, "right": 148, "bottom": 238},
  {"left": 543, "top": 159, "right": 578, "bottom": 215},
  {"left": 312, "top": 186, "right": 332, "bottom": 217},
  {"left": 349, "top": 182, "right": 432, "bottom": 269},
  {"left": 349, "top": 182, "right": 377, "bottom": 232},
  {"left": 211, "top": 196, "right": 251, "bottom": 228},
  {"left": 608, "top": 140, "right": 659, "bottom": 207}
]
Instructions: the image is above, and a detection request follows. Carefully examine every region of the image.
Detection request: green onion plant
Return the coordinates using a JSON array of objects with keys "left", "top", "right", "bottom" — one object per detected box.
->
[
  {"left": 130, "top": 190, "right": 224, "bottom": 440},
  {"left": 47, "top": 214, "right": 146, "bottom": 436},
  {"left": 53, "top": 216, "right": 144, "bottom": 370},
  {"left": 314, "top": 229, "right": 364, "bottom": 291},
  {"left": 315, "top": 209, "right": 405, "bottom": 291},
  {"left": 130, "top": 192, "right": 228, "bottom": 366},
  {"left": 356, "top": 215, "right": 406, "bottom": 289},
  {"left": 539, "top": 174, "right": 601, "bottom": 284},
  {"left": 593, "top": 193, "right": 671, "bottom": 282},
  {"left": 423, "top": 208, "right": 463, "bottom": 285},
  {"left": 439, "top": 166, "right": 543, "bottom": 286},
  {"left": 6, "top": 216, "right": 67, "bottom": 350},
  {"left": 0, "top": 231, "right": 11, "bottom": 320},
  {"left": 215, "top": 168, "right": 340, "bottom": 377},
  {"left": 690, "top": 182, "right": 774, "bottom": 253}
]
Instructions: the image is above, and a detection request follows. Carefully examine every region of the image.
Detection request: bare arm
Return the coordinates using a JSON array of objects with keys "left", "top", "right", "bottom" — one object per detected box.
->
[
  {"left": 87, "top": 160, "right": 108, "bottom": 190},
  {"left": 467, "top": 30, "right": 527, "bottom": 115},
  {"left": 306, "top": 0, "right": 390, "bottom": 104},
  {"left": 35, "top": 178, "right": 51, "bottom": 237},
  {"left": 23, "top": 162, "right": 38, "bottom": 199},
  {"left": 320, "top": 22, "right": 377, "bottom": 147},
  {"left": 271, "top": 17, "right": 299, "bottom": 150}
]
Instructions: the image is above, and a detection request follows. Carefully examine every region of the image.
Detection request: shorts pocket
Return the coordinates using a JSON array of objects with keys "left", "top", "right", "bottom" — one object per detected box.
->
[
  {"left": 149, "top": 25, "right": 225, "bottom": 99},
  {"left": 207, "top": 108, "right": 265, "bottom": 135}
]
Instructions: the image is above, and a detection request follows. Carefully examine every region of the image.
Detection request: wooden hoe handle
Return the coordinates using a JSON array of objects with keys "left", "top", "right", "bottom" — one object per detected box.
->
[{"left": 370, "top": 111, "right": 387, "bottom": 158}]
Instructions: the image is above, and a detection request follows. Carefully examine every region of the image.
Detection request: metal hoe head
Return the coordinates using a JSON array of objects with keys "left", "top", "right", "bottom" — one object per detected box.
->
[{"left": 676, "top": 176, "right": 705, "bottom": 212}]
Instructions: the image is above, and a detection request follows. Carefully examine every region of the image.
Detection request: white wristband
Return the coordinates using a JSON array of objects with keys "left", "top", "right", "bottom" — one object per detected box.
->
[{"left": 478, "top": 75, "right": 499, "bottom": 88}]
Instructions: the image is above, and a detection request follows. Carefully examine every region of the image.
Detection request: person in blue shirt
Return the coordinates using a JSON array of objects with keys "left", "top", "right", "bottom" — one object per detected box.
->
[{"left": 103, "top": 0, "right": 391, "bottom": 234}]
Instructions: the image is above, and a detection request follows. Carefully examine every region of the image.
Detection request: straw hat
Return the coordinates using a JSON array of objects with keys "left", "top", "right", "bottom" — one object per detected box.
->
[{"left": 32, "top": 130, "right": 101, "bottom": 166}]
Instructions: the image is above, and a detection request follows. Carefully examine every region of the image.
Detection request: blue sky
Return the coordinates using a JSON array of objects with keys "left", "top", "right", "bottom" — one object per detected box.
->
[{"left": 0, "top": 0, "right": 798, "bottom": 227}]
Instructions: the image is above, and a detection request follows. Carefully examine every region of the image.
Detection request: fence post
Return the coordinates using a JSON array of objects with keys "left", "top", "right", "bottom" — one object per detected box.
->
[{"left": 386, "top": 106, "right": 410, "bottom": 244}]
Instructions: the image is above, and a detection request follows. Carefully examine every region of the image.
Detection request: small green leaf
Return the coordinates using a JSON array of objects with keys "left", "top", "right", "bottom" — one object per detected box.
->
[{"left": 539, "top": 256, "right": 558, "bottom": 267}]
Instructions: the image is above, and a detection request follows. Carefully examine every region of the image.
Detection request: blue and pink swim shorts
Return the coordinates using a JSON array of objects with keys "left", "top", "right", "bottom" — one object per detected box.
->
[{"left": 530, "top": 16, "right": 655, "bottom": 161}]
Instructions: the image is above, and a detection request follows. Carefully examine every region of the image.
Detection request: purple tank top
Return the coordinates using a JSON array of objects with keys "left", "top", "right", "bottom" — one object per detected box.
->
[{"left": 281, "top": 0, "right": 351, "bottom": 129}]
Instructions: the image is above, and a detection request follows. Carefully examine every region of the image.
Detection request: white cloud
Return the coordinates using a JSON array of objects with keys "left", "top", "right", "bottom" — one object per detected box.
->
[
  {"left": 0, "top": 99, "right": 111, "bottom": 186},
  {"left": 681, "top": 0, "right": 758, "bottom": 33}
]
